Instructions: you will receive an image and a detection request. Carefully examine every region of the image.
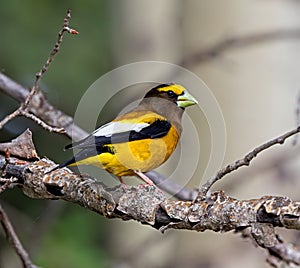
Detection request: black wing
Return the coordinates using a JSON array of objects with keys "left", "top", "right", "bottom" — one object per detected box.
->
[
  {"left": 65, "top": 119, "right": 171, "bottom": 150},
  {"left": 58, "top": 119, "right": 172, "bottom": 168}
]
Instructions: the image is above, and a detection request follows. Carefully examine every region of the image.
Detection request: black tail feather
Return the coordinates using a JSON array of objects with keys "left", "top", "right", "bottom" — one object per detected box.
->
[
  {"left": 45, "top": 157, "right": 76, "bottom": 174},
  {"left": 57, "top": 157, "right": 76, "bottom": 168}
]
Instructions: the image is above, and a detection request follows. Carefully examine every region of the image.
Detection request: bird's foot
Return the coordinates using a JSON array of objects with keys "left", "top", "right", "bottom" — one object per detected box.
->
[
  {"left": 133, "top": 171, "right": 154, "bottom": 185},
  {"left": 134, "top": 171, "right": 163, "bottom": 193},
  {"left": 117, "top": 176, "right": 128, "bottom": 188}
]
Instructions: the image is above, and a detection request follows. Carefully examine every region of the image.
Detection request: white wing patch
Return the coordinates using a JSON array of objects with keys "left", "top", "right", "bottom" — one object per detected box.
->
[{"left": 92, "top": 121, "right": 150, "bottom": 137}]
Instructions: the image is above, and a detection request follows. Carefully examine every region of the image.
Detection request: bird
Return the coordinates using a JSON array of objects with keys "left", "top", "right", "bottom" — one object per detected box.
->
[{"left": 55, "top": 83, "right": 197, "bottom": 185}]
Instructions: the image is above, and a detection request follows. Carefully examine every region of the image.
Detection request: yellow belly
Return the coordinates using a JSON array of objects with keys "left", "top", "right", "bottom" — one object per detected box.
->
[{"left": 70, "top": 126, "right": 179, "bottom": 177}]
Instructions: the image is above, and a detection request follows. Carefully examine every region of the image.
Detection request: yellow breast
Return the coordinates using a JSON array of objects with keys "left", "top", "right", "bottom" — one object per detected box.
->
[{"left": 72, "top": 125, "right": 179, "bottom": 177}]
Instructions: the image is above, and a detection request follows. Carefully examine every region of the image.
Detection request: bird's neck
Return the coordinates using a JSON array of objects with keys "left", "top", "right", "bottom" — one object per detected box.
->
[{"left": 138, "top": 98, "right": 184, "bottom": 134}]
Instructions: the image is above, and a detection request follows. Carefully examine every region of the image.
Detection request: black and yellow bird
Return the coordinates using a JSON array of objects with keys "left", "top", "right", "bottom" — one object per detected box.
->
[{"left": 57, "top": 84, "right": 197, "bottom": 185}]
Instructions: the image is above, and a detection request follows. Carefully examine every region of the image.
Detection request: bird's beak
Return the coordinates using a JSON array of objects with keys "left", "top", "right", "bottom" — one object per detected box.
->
[{"left": 177, "top": 91, "right": 198, "bottom": 108}]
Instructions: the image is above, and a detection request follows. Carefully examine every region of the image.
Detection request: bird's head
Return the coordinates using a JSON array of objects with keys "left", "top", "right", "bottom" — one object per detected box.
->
[{"left": 143, "top": 83, "right": 198, "bottom": 109}]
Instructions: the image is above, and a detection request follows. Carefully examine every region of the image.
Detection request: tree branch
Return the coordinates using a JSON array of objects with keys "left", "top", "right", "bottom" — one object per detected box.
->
[
  {"left": 0, "top": 9, "right": 78, "bottom": 134},
  {"left": 241, "top": 228, "right": 300, "bottom": 267},
  {"left": 0, "top": 112, "right": 300, "bottom": 267},
  {"left": 145, "top": 170, "right": 198, "bottom": 201},
  {"left": 2, "top": 154, "right": 300, "bottom": 232},
  {"left": 2, "top": 10, "right": 300, "bottom": 268},
  {"left": 0, "top": 205, "right": 37, "bottom": 268},
  {"left": 1, "top": 153, "right": 300, "bottom": 265},
  {"left": 198, "top": 126, "right": 300, "bottom": 199},
  {"left": 0, "top": 71, "right": 87, "bottom": 141}
]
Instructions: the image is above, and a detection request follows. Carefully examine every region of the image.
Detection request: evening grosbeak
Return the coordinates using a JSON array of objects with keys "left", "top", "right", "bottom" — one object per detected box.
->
[{"left": 56, "top": 84, "right": 197, "bottom": 185}]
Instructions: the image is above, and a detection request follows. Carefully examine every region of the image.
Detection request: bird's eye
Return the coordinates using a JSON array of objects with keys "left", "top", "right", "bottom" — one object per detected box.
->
[{"left": 166, "top": 90, "right": 176, "bottom": 98}]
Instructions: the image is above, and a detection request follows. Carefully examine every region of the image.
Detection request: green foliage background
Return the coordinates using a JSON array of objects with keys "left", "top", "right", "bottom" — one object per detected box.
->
[
  {"left": 2, "top": 1, "right": 300, "bottom": 267},
  {"left": 0, "top": 1, "right": 115, "bottom": 267}
]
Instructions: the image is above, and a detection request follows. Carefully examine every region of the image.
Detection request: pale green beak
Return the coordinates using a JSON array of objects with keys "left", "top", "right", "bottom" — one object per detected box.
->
[{"left": 177, "top": 91, "right": 198, "bottom": 108}]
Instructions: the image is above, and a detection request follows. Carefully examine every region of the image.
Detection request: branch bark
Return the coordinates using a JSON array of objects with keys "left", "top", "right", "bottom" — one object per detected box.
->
[
  {"left": 2, "top": 154, "right": 300, "bottom": 232},
  {"left": 1, "top": 154, "right": 300, "bottom": 265}
]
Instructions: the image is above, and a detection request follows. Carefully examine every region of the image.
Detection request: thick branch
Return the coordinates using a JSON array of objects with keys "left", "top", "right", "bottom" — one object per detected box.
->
[
  {"left": 1, "top": 135, "right": 300, "bottom": 265},
  {"left": 1, "top": 155, "right": 300, "bottom": 233}
]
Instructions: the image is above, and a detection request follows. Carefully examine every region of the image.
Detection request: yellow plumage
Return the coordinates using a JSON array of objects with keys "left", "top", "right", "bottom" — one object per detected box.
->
[
  {"left": 69, "top": 111, "right": 179, "bottom": 176},
  {"left": 58, "top": 84, "right": 197, "bottom": 185}
]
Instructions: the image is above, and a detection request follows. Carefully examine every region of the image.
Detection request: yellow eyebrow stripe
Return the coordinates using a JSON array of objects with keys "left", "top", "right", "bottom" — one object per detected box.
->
[{"left": 156, "top": 84, "right": 185, "bottom": 95}]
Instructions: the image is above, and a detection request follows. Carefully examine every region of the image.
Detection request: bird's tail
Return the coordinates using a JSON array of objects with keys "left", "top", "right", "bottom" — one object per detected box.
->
[{"left": 45, "top": 157, "right": 76, "bottom": 174}]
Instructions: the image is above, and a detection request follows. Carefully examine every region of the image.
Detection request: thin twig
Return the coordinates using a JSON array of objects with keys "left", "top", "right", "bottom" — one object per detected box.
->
[
  {"left": 197, "top": 126, "right": 300, "bottom": 199},
  {"left": 0, "top": 9, "right": 78, "bottom": 132},
  {"left": 0, "top": 109, "right": 21, "bottom": 129},
  {"left": 20, "top": 110, "right": 65, "bottom": 133},
  {"left": 0, "top": 72, "right": 87, "bottom": 140},
  {"left": 0, "top": 205, "right": 37, "bottom": 268},
  {"left": 0, "top": 109, "right": 65, "bottom": 133},
  {"left": 145, "top": 170, "right": 197, "bottom": 200},
  {"left": 24, "top": 9, "right": 78, "bottom": 110}
]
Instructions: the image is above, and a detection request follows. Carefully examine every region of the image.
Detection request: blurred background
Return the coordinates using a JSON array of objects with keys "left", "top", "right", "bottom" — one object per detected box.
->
[{"left": 1, "top": 0, "right": 300, "bottom": 267}]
